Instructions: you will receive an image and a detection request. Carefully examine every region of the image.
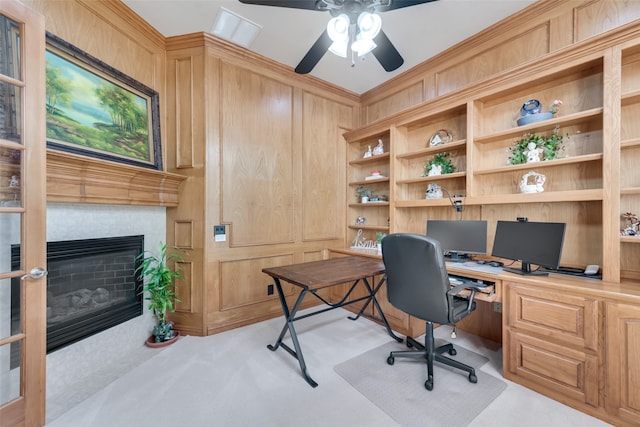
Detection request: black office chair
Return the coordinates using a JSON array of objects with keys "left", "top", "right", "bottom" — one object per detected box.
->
[{"left": 381, "top": 233, "right": 481, "bottom": 391}]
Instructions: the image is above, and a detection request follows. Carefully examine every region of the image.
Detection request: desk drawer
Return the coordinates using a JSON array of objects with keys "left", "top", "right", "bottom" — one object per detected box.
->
[
  {"left": 505, "top": 283, "right": 599, "bottom": 351},
  {"left": 505, "top": 330, "right": 599, "bottom": 408}
]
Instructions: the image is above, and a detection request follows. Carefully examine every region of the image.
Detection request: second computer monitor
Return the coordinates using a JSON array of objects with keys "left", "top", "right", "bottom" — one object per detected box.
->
[
  {"left": 491, "top": 220, "right": 566, "bottom": 275},
  {"left": 426, "top": 220, "right": 488, "bottom": 262}
]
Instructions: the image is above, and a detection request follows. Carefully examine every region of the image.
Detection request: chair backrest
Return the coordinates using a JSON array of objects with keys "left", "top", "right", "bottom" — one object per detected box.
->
[{"left": 381, "top": 233, "right": 451, "bottom": 325}]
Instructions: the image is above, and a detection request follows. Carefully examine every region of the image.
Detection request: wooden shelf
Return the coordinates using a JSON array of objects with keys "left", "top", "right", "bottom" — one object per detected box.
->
[
  {"left": 396, "top": 171, "right": 466, "bottom": 185},
  {"left": 473, "top": 153, "right": 603, "bottom": 176},
  {"left": 349, "top": 152, "right": 390, "bottom": 165},
  {"left": 349, "top": 177, "right": 390, "bottom": 186},
  {"left": 347, "top": 224, "right": 390, "bottom": 231},
  {"left": 395, "top": 189, "right": 603, "bottom": 207},
  {"left": 621, "top": 235, "right": 640, "bottom": 243},
  {"left": 348, "top": 202, "right": 390, "bottom": 207},
  {"left": 621, "top": 138, "right": 640, "bottom": 149},
  {"left": 395, "top": 198, "right": 455, "bottom": 208},
  {"left": 474, "top": 108, "right": 603, "bottom": 145},
  {"left": 621, "top": 89, "right": 640, "bottom": 105},
  {"left": 621, "top": 187, "right": 640, "bottom": 195},
  {"left": 47, "top": 150, "right": 186, "bottom": 206},
  {"left": 396, "top": 139, "right": 466, "bottom": 160},
  {"left": 471, "top": 189, "right": 603, "bottom": 205}
]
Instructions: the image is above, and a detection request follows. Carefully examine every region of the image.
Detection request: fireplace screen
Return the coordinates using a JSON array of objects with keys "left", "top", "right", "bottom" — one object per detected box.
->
[{"left": 11, "top": 235, "right": 144, "bottom": 352}]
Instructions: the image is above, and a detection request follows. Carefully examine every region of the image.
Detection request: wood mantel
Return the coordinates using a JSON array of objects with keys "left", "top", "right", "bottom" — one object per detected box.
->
[{"left": 47, "top": 150, "right": 186, "bottom": 206}]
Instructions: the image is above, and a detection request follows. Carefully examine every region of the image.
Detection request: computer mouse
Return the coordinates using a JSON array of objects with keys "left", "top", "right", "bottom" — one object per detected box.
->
[{"left": 488, "top": 261, "right": 504, "bottom": 267}]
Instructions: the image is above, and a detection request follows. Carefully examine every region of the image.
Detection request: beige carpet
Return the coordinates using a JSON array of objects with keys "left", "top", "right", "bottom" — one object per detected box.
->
[{"left": 334, "top": 339, "right": 507, "bottom": 427}]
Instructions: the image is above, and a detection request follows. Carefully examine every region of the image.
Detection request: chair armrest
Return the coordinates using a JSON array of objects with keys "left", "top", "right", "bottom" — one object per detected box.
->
[{"left": 447, "top": 284, "right": 478, "bottom": 316}]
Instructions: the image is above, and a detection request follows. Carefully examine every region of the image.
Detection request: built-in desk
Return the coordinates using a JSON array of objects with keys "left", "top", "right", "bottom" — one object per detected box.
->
[{"left": 329, "top": 247, "right": 640, "bottom": 426}]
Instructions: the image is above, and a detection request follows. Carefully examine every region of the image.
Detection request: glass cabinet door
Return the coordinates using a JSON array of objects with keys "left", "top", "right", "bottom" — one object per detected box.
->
[{"left": 0, "top": 2, "right": 47, "bottom": 426}]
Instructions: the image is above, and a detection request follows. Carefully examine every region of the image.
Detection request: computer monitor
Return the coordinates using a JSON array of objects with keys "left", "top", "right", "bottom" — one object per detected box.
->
[
  {"left": 426, "top": 220, "right": 488, "bottom": 262},
  {"left": 491, "top": 220, "right": 566, "bottom": 276}
]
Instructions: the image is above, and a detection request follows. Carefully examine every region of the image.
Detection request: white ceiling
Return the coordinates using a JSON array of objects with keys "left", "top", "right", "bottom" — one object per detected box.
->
[{"left": 122, "top": 0, "right": 537, "bottom": 94}]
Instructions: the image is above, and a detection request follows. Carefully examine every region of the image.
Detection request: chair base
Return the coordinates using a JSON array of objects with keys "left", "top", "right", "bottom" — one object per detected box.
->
[{"left": 386, "top": 322, "right": 477, "bottom": 390}]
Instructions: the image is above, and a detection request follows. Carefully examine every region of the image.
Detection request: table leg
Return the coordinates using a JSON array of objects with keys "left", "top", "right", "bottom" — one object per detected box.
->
[
  {"left": 266, "top": 278, "right": 318, "bottom": 388},
  {"left": 349, "top": 275, "right": 403, "bottom": 343}
]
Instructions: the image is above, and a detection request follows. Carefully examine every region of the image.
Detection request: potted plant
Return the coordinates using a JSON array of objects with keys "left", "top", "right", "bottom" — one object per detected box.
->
[
  {"left": 422, "top": 152, "right": 456, "bottom": 177},
  {"left": 136, "top": 242, "right": 186, "bottom": 346},
  {"left": 356, "top": 186, "right": 373, "bottom": 203},
  {"left": 508, "top": 126, "right": 566, "bottom": 165}
]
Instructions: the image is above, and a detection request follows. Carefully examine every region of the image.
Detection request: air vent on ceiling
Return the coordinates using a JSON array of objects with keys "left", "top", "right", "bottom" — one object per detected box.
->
[{"left": 210, "top": 7, "right": 261, "bottom": 48}]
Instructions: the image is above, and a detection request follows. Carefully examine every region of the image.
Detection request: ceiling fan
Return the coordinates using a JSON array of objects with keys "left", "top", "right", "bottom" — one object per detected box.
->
[{"left": 238, "top": 0, "right": 438, "bottom": 74}]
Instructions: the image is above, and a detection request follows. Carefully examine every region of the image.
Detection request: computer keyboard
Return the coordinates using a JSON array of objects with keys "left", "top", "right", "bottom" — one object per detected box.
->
[
  {"left": 451, "top": 262, "right": 504, "bottom": 275},
  {"left": 448, "top": 275, "right": 489, "bottom": 288}
]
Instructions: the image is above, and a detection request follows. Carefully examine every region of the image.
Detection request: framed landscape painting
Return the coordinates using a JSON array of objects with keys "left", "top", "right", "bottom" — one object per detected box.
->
[{"left": 45, "top": 32, "right": 162, "bottom": 170}]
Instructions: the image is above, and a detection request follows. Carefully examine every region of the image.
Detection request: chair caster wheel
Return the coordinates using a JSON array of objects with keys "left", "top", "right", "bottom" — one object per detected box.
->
[
  {"left": 448, "top": 348, "right": 457, "bottom": 356},
  {"left": 387, "top": 355, "right": 395, "bottom": 365},
  {"left": 425, "top": 378, "right": 433, "bottom": 391},
  {"left": 469, "top": 373, "right": 477, "bottom": 383}
]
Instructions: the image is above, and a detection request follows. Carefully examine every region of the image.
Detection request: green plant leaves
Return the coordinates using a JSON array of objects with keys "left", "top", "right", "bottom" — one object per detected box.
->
[{"left": 508, "top": 126, "right": 566, "bottom": 165}]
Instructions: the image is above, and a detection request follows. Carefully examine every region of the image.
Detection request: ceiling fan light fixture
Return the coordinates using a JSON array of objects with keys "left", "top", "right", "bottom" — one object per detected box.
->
[
  {"left": 356, "top": 12, "right": 381, "bottom": 40},
  {"left": 327, "top": 14, "right": 350, "bottom": 43},
  {"left": 352, "top": 36, "right": 377, "bottom": 56},
  {"left": 329, "top": 40, "right": 349, "bottom": 58}
]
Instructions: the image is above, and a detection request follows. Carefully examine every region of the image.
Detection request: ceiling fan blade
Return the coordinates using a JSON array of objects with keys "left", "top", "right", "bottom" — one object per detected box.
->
[
  {"left": 377, "top": 0, "right": 438, "bottom": 12},
  {"left": 295, "top": 29, "right": 332, "bottom": 74},
  {"left": 372, "top": 29, "right": 404, "bottom": 72},
  {"left": 238, "top": 0, "right": 323, "bottom": 11}
]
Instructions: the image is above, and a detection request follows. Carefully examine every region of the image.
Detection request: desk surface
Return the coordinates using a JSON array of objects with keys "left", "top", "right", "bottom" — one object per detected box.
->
[{"left": 262, "top": 256, "right": 385, "bottom": 291}]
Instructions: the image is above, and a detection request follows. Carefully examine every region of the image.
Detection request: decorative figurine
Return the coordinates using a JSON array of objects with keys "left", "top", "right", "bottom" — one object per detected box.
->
[
  {"left": 520, "top": 171, "right": 546, "bottom": 193},
  {"left": 356, "top": 216, "right": 366, "bottom": 226},
  {"left": 9, "top": 175, "right": 19, "bottom": 188},
  {"left": 363, "top": 145, "right": 372, "bottom": 158},
  {"left": 524, "top": 142, "right": 543, "bottom": 163},
  {"left": 426, "top": 183, "right": 443, "bottom": 199},
  {"left": 372, "top": 139, "right": 384, "bottom": 155},
  {"left": 621, "top": 212, "right": 639, "bottom": 235},
  {"left": 428, "top": 164, "right": 443, "bottom": 176}
]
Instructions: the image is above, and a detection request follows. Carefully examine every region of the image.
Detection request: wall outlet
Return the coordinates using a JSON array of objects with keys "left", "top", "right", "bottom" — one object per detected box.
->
[
  {"left": 267, "top": 284, "right": 274, "bottom": 295},
  {"left": 493, "top": 302, "right": 503, "bottom": 313}
]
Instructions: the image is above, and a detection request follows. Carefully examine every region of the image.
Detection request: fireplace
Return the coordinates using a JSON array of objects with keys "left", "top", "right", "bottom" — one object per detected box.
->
[{"left": 11, "top": 235, "right": 144, "bottom": 353}]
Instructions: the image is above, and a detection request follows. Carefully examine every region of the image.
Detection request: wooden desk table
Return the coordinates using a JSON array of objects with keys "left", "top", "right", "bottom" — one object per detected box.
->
[{"left": 262, "top": 256, "right": 403, "bottom": 387}]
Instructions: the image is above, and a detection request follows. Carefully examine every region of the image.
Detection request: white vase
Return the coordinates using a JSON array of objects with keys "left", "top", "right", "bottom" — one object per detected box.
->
[{"left": 361, "top": 196, "right": 369, "bottom": 203}]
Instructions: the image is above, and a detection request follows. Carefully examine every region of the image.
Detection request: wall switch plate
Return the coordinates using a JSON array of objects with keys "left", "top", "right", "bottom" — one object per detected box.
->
[{"left": 214, "top": 225, "right": 226, "bottom": 242}]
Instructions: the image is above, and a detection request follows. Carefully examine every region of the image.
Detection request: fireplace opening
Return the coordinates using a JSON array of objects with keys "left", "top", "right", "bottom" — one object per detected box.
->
[{"left": 11, "top": 235, "right": 144, "bottom": 353}]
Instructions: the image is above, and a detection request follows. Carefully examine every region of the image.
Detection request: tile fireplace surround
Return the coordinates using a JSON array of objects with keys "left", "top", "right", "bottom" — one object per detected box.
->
[{"left": 45, "top": 203, "right": 165, "bottom": 419}]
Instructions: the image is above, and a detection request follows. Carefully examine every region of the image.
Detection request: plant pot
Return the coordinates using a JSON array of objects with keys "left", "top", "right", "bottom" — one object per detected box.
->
[{"left": 145, "top": 331, "right": 180, "bottom": 348}]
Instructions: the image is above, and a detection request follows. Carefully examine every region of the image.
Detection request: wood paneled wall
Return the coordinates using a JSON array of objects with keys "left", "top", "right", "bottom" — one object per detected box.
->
[
  {"left": 165, "top": 34, "right": 358, "bottom": 335},
  {"left": 360, "top": 0, "right": 640, "bottom": 124}
]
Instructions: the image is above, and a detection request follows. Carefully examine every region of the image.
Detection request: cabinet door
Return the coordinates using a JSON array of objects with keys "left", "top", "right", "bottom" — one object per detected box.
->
[
  {"left": 505, "top": 283, "right": 599, "bottom": 351},
  {"left": 605, "top": 302, "right": 640, "bottom": 425}
]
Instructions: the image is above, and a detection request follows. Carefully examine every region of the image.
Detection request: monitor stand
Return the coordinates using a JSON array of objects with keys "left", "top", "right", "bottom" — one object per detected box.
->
[
  {"left": 445, "top": 252, "right": 469, "bottom": 263},
  {"left": 503, "top": 262, "right": 549, "bottom": 276}
]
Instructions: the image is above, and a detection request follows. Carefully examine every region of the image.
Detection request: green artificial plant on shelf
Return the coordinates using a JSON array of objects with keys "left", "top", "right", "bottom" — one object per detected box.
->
[
  {"left": 376, "top": 232, "right": 387, "bottom": 243},
  {"left": 136, "top": 242, "right": 186, "bottom": 343},
  {"left": 508, "top": 126, "right": 567, "bottom": 165},
  {"left": 422, "top": 152, "right": 456, "bottom": 176}
]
